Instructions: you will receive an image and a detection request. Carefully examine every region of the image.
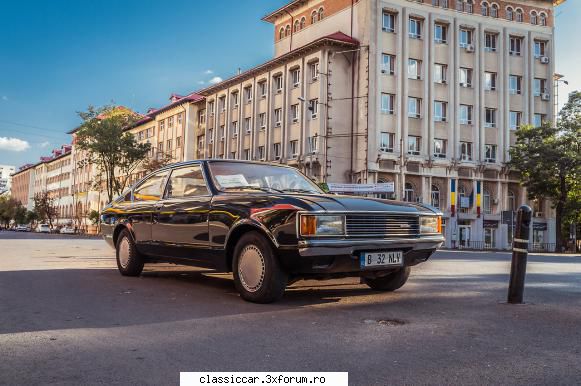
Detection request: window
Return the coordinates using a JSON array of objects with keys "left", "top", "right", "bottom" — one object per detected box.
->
[
  {"left": 208, "top": 101, "right": 215, "bottom": 115},
  {"left": 409, "top": 18, "right": 422, "bottom": 39},
  {"left": 258, "top": 81, "right": 267, "bottom": 97},
  {"left": 534, "top": 41, "right": 546, "bottom": 58},
  {"left": 300, "top": 17, "right": 306, "bottom": 30},
  {"left": 279, "top": 28, "right": 285, "bottom": 40},
  {"left": 291, "top": 68, "right": 301, "bottom": 87},
  {"left": 534, "top": 78, "right": 547, "bottom": 97},
  {"left": 198, "top": 109, "right": 206, "bottom": 125},
  {"left": 259, "top": 113, "right": 266, "bottom": 129},
  {"left": 460, "top": 142, "right": 473, "bottom": 161},
  {"left": 176, "top": 137, "right": 182, "bottom": 148},
  {"left": 408, "top": 97, "right": 421, "bottom": 118},
  {"left": 533, "top": 114, "right": 545, "bottom": 127},
  {"left": 219, "top": 125, "right": 225, "bottom": 140},
  {"left": 434, "top": 63, "right": 447, "bottom": 84},
  {"left": 508, "top": 191, "right": 516, "bottom": 211},
  {"left": 490, "top": 4, "right": 498, "bottom": 18},
  {"left": 481, "top": 2, "right": 489, "bottom": 16},
  {"left": 485, "top": 144, "right": 497, "bottom": 162},
  {"left": 509, "top": 111, "right": 522, "bottom": 130},
  {"left": 459, "top": 28, "right": 472, "bottom": 48},
  {"left": 273, "top": 74, "right": 283, "bottom": 92},
  {"left": 539, "top": 13, "right": 547, "bottom": 26},
  {"left": 159, "top": 120, "right": 165, "bottom": 132},
  {"left": 309, "top": 98, "right": 318, "bottom": 118},
  {"left": 290, "top": 104, "right": 300, "bottom": 123},
  {"left": 198, "top": 135, "right": 205, "bottom": 151},
  {"left": 208, "top": 128, "right": 214, "bottom": 143},
  {"left": 382, "top": 12, "right": 395, "bottom": 32},
  {"left": 433, "top": 138, "right": 447, "bottom": 158},
  {"left": 309, "top": 62, "right": 319, "bottom": 81},
  {"left": 459, "top": 104, "right": 473, "bottom": 124},
  {"left": 407, "top": 136, "right": 420, "bottom": 155},
  {"left": 506, "top": 7, "right": 514, "bottom": 21},
  {"left": 465, "top": 0, "right": 473, "bottom": 13},
  {"left": 435, "top": 23, "right": 447, "bottom": 43},
  {"left": 166, "top": 165, "right": 208, "bottom": 198},
  {"left": 318, "top": 7, "right": 324, "bottom": 20},
  {"left": 285, "top": 25, "right": 291, "bottom": 37},
  {"left": 515, "top": 8, "right": 523, "bottom": 22},
  {"left": 531, "top": 11, "right": 538, "bottom": 25},
  {"left": 244, "top": 86, "right": 253, "bottom": 103},
  {"left": 408, "top": 58, "right": 421, "bottom": 79},
  {"left": 485, "top": 33, "right": 497, "bottom": 52},
  {"left": 381, "top": 54, "right": 395, "bottom": 74},
  {"left": 289, "top": 140, "right": 299, "bottom": 158},
  {"left": 459, "top": 67, "right": 472, "bottom": 87},
  {"left": 307, "top": 136, "right": 318, "bottom": 154},
  {"left": 311, "top": 10, "right": 318, "bottom": 24},
  {"left": 484, "top": 72, "right": 497, "bottom": 91},
  {"left": 381, "top": 93, "right": 395, "bottom": 114},
  {"left": 273, "top": 143, "right": 281, "bottom": 159},
  {"left": 485, "top": 108, "right": 496, "bottom": 128},
  {"left": 430, "top": 185, "right": 442, "bottom": 209},
  {"left": 219, "top": 96, "right": 226, "bottom": 112},
  {"left": 509, "top": 36, "right": 522, "bottom": 56},
  {"left": 293, "top": 20, "right": 300, "bottom": 33},
  {"left": 274, "top": 108, "right": 282, "bottom": 126},
  {"left": 231, "top": 91, "right": 239, "bottom": 108},
  {"left": 380, "top": 132, "right": 394, "bottom": 152},
  {"left": 483, "top": 189, "right": 492, "bottom": 214},
  {"left": 232, "top": 121, "right": 239, "bottom": 137},
  {"left": 432, "top": 0, "right": 449, "bottom": 7},
  {"left": 434, "top": 101, "right": 447, "bottom": 122},
  {"left": 244, "top": 117, "right": 252, "bottom": 133},
  {"left": 133, "top": 170, "right": 169, "bottom": 202},
  {"left": 509, "top": 75, "right": 522, "bottom": 95},
  {"left": 258, "top": 145, "right": 266, "bottom": 160},
  {"left": 167, "top": 116, "right": 174, "bottom": 128},
  {"left": 158, "top": 141, "right": 163, "bottom": 153},
  {"left": 244, "top": 149, "right": 251, "bottom": 160},
  {"left": 177, "top": 113, "right": 183, "bottom": 127},
  {"left": 404, "top": 183, "right": 415, "bottom": 202}
]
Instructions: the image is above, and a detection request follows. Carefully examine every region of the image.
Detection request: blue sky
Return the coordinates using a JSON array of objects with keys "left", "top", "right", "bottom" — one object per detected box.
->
[{"left": 0, "top": 0, "right": 579, "bottom": 167}]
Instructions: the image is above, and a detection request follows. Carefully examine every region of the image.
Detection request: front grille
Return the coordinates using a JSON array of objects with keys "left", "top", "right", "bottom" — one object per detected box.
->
[{"left": 345, "top": 214, "right": 420, "bottom": 238}]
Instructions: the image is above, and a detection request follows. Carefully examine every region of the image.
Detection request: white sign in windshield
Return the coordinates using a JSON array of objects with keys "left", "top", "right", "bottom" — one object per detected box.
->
[
  {"left": 215, "top": 174, "right": 250, "bottom": 188},
  {"left": 327, "top": 183, "right": 394, "bottom": 193}
]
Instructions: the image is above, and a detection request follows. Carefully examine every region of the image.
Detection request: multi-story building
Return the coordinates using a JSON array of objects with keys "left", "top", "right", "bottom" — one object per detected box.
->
[
  {"left": 0, "top": 164, "right": 16, "bottom": 195},
  {"left": 191, "top": 0, "right": 562, "bottom": 250},
  {"left": 10, "top": 164, "right": 35, "bottom": 209}
]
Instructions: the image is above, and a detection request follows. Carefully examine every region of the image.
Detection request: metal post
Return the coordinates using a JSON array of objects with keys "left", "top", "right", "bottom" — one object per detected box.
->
[{"left": 507, "top": 205, "right": 532, "bottom": 304}]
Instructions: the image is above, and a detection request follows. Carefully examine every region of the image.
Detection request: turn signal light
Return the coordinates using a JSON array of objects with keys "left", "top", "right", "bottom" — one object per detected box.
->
[
  {"left": 300, "top": 215, "right": 317, "bottom": 236},
  {"left": 437, "top": 216, "right": 442, "bottom": 234}
]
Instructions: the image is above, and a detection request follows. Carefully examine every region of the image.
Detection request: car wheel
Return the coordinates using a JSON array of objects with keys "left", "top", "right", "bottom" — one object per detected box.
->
[
  {"left": 232, "top": 231, "right": 288, "bottom": 303},
  {"left": 364, "top": 267, "right": 411, "bottom": 292},
  {"left": 115, "top": 229, "right": 144, "bottom": 277}
]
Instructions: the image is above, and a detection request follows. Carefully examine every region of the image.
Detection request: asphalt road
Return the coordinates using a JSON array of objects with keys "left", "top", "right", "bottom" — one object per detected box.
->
[{"left": 1, "top": 232, "right": 580, "bottom": 386}]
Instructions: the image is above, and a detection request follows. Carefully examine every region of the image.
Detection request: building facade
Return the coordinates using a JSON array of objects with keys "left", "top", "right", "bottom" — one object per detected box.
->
[{"left": 0, "top": 164, "right": 16, "bottom": 195}]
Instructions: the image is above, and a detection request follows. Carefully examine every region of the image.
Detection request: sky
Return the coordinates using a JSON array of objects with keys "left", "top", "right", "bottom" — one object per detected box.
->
[{"left": 0, "top": 0, "right": 579, "bottom": 168}]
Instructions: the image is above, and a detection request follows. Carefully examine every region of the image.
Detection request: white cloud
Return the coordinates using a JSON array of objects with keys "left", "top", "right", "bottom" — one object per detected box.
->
[
  {"left": 1, "top": 96, "right": 7, "bottom": 101},
  {"left": 209, "top": 76, "right": 223, "bottom": 85},
  {"left": 40, "top": 141, "right": 50, "bottom": 148},
  {"left": 197, "top": 80, "right": 206, "bottom": 85},
  {"left": 0, "top": 137, "right": 30, "bottom": 152},
  {"left": 204, "top": 70, "right": 214, "bottom": 75}
]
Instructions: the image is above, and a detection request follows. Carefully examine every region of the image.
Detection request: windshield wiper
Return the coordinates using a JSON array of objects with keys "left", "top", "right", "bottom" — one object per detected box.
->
[
  {"left": 281, "top": 188, "right": 317, "bottom": 194},
  {"left": 222, "top": 186, "right": 284, "bottom": 193}
]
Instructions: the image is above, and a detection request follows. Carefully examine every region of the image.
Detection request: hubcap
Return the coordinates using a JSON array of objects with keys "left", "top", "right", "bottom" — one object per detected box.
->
[
  {"left": 238, "top": 244, "right": 266, "bottom": 293},
  {"left": 118, "top": 237, "right": 130, "bottom": 269}
]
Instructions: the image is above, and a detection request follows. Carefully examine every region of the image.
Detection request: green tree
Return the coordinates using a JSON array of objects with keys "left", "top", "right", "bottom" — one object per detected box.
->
[
  {"left": 509, "top": 91, "right": 581, "bottom": 249},
  {"left": 0, "top": 197, "right": 25, "bottom": 227},
  {"left": 33, "top": 191, "right": 58, "bottom": 227},
  {"left": 75, "top": 105, "right": 151, "bottom": 203}
]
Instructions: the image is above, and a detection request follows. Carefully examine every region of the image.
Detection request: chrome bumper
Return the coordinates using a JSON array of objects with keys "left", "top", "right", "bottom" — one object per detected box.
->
[{"left": 296, "top": 236, "right": 444, "bottom": 257}]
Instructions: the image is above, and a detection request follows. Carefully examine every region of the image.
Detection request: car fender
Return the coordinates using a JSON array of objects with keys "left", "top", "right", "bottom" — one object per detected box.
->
[{"left": 225, "top": 218, "right": 280, "bottom": 249}]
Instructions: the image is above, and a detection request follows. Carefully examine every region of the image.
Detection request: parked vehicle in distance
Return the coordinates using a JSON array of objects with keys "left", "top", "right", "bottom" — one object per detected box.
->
[
  {"left": 15, "top": 224, "right": 30, "bottom": 232},
  {"left": 101, "top": 160, "right": 444, "bottom": 303},
  {"left": 60, "top": 226, "right": 76, "bottom": 234},
  {"left": 36, "top": 224, "right": 51, "bottom": 233}
]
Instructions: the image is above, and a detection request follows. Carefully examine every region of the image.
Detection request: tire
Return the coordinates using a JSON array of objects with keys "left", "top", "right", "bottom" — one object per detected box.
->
[
  {"left": 115, "top": 229, "right": 144, "bottom": 277},
  {"left": 364, "top": 267, "right": 411, "bottom": 292},
  {"left": 232, "top": 231, "right": 288, "bottom": 303}
]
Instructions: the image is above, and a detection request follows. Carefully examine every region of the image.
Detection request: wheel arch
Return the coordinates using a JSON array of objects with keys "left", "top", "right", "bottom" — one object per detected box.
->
[
  {"left": 224, "top": 222, "right": 278, "bottom": 272},
  {"left": 112, "top": 222, "right": 135, "bottom": 247}
]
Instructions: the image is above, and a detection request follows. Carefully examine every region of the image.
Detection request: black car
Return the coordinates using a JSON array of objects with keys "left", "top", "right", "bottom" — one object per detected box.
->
[{"left": 101, "top": 160, "right": 444, "bottom": 303}]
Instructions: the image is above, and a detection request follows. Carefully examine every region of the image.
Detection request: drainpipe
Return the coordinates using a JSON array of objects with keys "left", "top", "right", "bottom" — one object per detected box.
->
[{"left": 283, "top": 10, "right": 294, "bottom": 52}]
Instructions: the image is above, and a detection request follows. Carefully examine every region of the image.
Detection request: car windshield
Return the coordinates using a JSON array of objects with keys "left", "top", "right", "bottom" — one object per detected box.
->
[{"left": 208, "top": 161, "right": 323, "bottom": 194}]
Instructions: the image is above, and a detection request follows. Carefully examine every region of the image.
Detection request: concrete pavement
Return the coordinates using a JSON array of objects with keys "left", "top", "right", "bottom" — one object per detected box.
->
[{"left": 0, "top": 232, "right": 580, "bottom": 385}]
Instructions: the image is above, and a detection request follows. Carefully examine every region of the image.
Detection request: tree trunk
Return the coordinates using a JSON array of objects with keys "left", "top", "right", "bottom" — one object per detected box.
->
[{"left": 555, "top": 202, "right": 563, "bottom": 252}]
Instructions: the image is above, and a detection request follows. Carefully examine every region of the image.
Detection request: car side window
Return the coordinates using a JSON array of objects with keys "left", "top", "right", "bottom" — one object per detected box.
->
[
  {"left": 133, "top": 171, "right": 169, "bottom": 202},
  {"left": 166, "top": 165, "right": 209, "bottom": 198}
]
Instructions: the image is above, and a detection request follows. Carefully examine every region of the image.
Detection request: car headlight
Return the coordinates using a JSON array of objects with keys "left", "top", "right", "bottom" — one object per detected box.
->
[
  {"left": 420, "top": 216, "right": 442, "bottom": 234},
  {"left": 300, "top": 214, "right": 345, "bottom": 236}
]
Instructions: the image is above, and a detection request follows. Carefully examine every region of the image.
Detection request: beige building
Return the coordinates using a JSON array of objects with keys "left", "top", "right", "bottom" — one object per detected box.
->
[{"left": 191, "top": 0, "right": 562, "bottom": 250}]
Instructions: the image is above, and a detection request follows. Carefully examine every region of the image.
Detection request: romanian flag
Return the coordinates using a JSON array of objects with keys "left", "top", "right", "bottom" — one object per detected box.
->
[
  {"left": 450, "top": 179, "right": 456, "bottom": 217},
  {"left": 476, "top": 181, "right": 482, "bottom": 218}
]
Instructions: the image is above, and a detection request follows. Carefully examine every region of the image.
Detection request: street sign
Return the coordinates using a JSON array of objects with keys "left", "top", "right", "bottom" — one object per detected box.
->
[
  {"left": 327, "top": 182, "right": 395, "bottom": 193},
  {"left": 533, "top": 222, "right": 547, "bottom": 231},
  {"left": 502, "top": 211, "right": 517, "bottom": 225}
]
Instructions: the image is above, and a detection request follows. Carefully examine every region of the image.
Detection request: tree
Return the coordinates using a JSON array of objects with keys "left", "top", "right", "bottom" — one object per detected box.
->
[
  {"left": 141, "top": 152, "right": 173, "bottom": 175},
  {"left": 33, "top": 191, "right": 58, "bottom": 227},
  {"left": 509, "top": 91, "right": 581, "bottom": 249},
  {"left": 75, "top": 105, "right": 151, "bottom": 203},
  {"left": 0, "top": 197, "right": 25, "bottom": 228}
]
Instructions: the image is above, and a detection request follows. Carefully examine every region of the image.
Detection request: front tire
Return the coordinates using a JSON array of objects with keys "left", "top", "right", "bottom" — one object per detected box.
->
[
  {"left": 232, "top": 231, "right": 288, "bottom": 303},
  {"left": 115, "top": 229, "right": 144, "bottom": 277},
  {"left": 364, "top": 267, "right": 411, "bottom": 292}
]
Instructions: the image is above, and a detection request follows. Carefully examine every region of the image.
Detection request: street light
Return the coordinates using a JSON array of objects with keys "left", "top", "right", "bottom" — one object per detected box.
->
[{"left": 554, "top": 73, "right": 568, "bottom": 118}]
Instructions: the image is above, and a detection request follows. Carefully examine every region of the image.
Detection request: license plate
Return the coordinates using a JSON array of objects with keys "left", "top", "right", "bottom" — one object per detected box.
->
[{"left": 360, "top": 251, "right": 403, "bottom": 268}]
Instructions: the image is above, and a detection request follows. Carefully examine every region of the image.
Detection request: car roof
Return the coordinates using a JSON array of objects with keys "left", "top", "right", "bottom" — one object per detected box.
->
[{"left": 160, "top": 159, "right": 297, "bottom": 171}]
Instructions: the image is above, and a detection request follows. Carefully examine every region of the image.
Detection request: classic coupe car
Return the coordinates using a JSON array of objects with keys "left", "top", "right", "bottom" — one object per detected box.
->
[{"left": 101, "top": 160, "right": 444, "bottom": 303}]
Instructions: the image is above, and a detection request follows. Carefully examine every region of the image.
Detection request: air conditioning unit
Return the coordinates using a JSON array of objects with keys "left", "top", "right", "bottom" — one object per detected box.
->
[
  {"left": 275, "top": 121, "right": 281, "bottom": 127},
  {"left": 492, "top": 198, "right": 499, "bottom": 205},
  {"left": 209, "top": 139, "right": 214, "bottom": 144},
  {"left": 540, "top": 56, "right": 550, "bottom": 64},
  {"left": 441, "top": 79, "right": 447, "bottom": 84},
  {"left": 292, "top": 118, "right": 299, "bottom": 123},
  {"left": 534, "top": 212, "right": 543, "bottom": 218},
  {"left": 311, "top": 114, "right": 318, "bottom": 119},
  {"left": 260, "top": 125, "right": 266, "bottom": 131},
  {"left": 466, "top": 44, "right": 475, "bottom": 53},
  {"left": 541, "top": 93, "right": 550, "bottom": 101},
  {"left": 233, "top": 104, "right": 239, "bottom": 109},
  {"left": 232, "top": 133, "right": 238, "bottom": 138},
  {"left": 380, "top": 147, "right": 392, "bottom": 153},
  {"left": 220, "top": 135, "right": 225, "bottom": 141},
  {"left": 275, "top": 155, "right": 281, "bottom": 160},
  {"left": 246, "top": 128, "right": 252, "bottom": 133}
]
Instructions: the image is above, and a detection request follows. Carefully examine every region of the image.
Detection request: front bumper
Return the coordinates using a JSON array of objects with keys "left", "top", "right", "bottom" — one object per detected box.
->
[{"left": 296, "top": 236, "right": 444, "bottom": 257}]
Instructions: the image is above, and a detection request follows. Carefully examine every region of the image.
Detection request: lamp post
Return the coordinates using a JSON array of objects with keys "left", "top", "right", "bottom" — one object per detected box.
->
[{"left": 553, "top": 73, "right": 568, "bottom": 119}]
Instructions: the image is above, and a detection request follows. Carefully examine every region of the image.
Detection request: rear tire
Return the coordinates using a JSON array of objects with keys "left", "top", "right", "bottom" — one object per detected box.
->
[
  {"left": 364, "top": 267, "right": 411, "bottom": 292},
  {"left": 232, "top": 231, "right": 287, "bottom": 303},
  {"left": 115, "top": 229, "right": 144, "bottom": 277}
]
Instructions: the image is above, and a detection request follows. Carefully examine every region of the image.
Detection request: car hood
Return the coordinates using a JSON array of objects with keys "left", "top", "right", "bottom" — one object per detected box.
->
[{"left": 286, "top": 194, "right": 440, "bottom": 215}]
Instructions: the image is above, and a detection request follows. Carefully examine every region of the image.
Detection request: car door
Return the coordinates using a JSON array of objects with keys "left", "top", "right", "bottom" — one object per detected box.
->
[
  {"left": 129, "top": 169, "right": 170, "bottom": 250},
  {"left": 151, "top": 164, "right": 212, "bottom": 265}
]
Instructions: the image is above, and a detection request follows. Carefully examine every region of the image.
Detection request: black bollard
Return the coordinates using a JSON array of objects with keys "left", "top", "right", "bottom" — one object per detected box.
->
[{"left": 507, "top": 205, "right": 533, "bottom": 304}]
